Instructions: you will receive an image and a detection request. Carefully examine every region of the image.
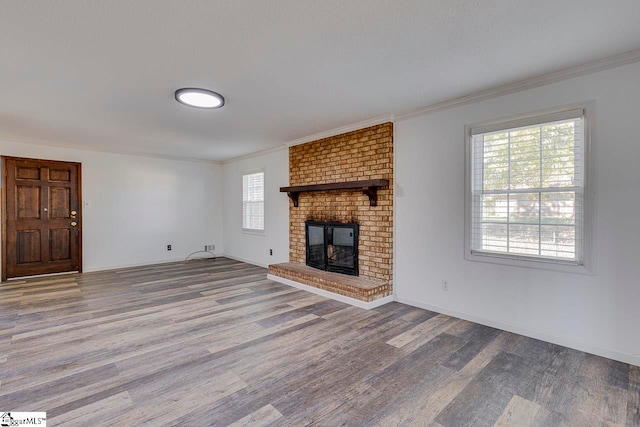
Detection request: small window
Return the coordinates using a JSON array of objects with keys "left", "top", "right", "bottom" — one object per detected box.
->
[
  {"left": 242, "top": 171, "right": 264, "bottom": 232},
  {"left": 465, "top": 105, "right": 592, "bottom": 271}
]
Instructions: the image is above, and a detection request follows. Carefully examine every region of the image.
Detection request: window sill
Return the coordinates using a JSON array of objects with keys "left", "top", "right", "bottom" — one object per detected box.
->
[
  {"left": 242, "top": 229, "right": 265, "bottom": 236},
  {"left": 465, "top": 251, "right": 593, "bottom": 275}
]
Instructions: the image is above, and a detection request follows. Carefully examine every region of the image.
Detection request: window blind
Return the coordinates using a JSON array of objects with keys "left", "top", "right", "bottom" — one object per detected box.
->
[
  {"left": 470, "top": 111, "right": 585, "bottom": 263},
  {"left": 242, "top": 171, "right": 264, "bottom": 231}
]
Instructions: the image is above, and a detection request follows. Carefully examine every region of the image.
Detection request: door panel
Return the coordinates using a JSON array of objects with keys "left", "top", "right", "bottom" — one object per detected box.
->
[
  {"left": 49, "top": 229, "right": 71, "bottom": 261},
  {"left": 2, "top": 157, "right": 82, "bottom": 280},
  {"left": 49, "top": 169, "right": 71, "bottom": 182},
  {"left": 16, "top": 186, "right": 42, "bottom": 219},
  {"left": 17, "top": 230, "right": 42, "bottom": 263},
  {"left": 50, "top": 187, "right": 71, "bottom": 218},
  {"left": 16, "top": 167, "right": 40, "bottom": 180}
]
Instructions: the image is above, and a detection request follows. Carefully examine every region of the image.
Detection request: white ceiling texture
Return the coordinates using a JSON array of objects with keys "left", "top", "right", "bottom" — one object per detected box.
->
[{"left": 2, "top": 1, "right": 640, "bottom": 161}]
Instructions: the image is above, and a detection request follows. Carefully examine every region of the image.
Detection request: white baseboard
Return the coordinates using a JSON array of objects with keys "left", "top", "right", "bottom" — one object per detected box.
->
[
  {"left": 267, "top": 274, "right": 394, "bottom": 310},
  {"left": 82, "top": 257, "right": 191, "bottom": 273},
  {"left": 395, "top": 296, "right": 640, "bottom": 367},
  {"left": 220, "top": 253, "right": 269, "bottom": 268}
]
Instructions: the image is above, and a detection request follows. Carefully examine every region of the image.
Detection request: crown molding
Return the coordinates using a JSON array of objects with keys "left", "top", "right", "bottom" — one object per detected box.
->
[
  {"left": 284, "top": 114, "right": 395, "bottom": 148},
  {"left": 396, "top": 48, "right": 640, "bottom": 121},
  {"left": 0, "top": 137, "right": 222, "bottom": 164},
  {"left": 221, "top": 144, "right": 288, "bottom": 164}
]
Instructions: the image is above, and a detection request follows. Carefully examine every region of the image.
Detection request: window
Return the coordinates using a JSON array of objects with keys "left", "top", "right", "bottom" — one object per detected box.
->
[
  {"left": 465, "top": 105, "right": 592, "bottom": 271},
  {"left": 242, "top": 171, "right": 264, "bottom": 232}
]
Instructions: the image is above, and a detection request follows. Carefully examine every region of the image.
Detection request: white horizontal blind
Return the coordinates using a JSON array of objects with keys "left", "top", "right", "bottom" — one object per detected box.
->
[
  {"left": 470, "top": 112, "right": 584, "bottom": 263},
  {"left": 242, "top": 171, "right": 264, "bottom": 231}
]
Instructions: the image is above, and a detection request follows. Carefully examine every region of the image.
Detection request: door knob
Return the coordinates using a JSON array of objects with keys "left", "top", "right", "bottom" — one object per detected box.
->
[
  {"left": 70, "top": 221, "right": 77, "bottom": 227},
  {"left": 71, "top": 210, "right": 77, "bottom": 215}
]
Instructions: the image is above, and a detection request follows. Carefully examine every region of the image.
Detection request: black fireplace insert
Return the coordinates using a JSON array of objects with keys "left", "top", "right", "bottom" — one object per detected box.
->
[{"left": 305, "top": 221, "right": 359, "bottom": 276}]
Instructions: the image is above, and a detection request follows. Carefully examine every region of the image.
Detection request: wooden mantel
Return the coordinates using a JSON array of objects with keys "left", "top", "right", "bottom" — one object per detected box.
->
[{"left": 280, "top": 179, "right": 389, "bottom": 207}]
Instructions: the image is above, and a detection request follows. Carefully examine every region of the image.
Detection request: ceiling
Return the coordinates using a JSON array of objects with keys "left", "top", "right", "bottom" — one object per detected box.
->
[{"left": 2, "top": 1, "right": 640, "bottom": 162}]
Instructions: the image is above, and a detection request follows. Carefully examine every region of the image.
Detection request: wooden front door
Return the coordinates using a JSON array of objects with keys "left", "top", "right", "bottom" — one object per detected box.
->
[{"left": 2, "top": 157, "right": 82, "bottom": 280}]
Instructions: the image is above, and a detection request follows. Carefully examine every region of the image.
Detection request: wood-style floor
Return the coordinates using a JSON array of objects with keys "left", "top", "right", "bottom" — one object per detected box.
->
[{"left": 0, "top": 258, "right": 638, "bottom": 426}]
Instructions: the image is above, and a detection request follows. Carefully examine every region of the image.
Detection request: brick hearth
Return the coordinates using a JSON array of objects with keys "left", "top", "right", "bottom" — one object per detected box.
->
[{"left": 268, "top": 262, "right": 391, "bottom": 302}]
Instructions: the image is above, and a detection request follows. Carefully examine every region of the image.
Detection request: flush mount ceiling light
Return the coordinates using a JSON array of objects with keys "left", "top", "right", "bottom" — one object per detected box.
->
[{"left": 175, "top": 88, "right": 225, "bottom": 109}]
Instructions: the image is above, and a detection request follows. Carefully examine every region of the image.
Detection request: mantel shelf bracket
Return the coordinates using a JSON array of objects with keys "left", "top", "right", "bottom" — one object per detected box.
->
[
  {"left": 287, "top": 192, "right": 300, "bottom": 208},
  {"left": 362, "top": 187, "right": 378, "bottom": 206},
  {"left": 280, "top": 179, "right": 389, "bottom": 208}
]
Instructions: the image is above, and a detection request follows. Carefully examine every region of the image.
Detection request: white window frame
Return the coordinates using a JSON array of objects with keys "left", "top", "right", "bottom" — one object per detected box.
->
[
  {"left": 464, "top": 102, "right": 594, "bottom": 274},
  {"left": 242, "top": 168, "right": 265, "bottom": 235}
]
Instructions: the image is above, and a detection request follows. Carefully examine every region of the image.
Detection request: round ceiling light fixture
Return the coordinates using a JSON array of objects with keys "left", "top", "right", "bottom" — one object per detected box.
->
[{"left": 175, "top": 88, "right": 225, "bottom": 109}]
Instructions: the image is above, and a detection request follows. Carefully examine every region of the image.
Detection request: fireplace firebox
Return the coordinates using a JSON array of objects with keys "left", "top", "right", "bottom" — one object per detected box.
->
[{"left": 305, "top": 221, "right": 359, "bottom": 276}]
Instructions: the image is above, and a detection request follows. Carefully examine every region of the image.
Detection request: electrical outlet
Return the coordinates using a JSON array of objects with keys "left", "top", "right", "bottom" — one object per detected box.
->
[
  {"left": 441, "top": 280, "right": 449, "bottom": 291},
  {"left": 167, "top": 244, "right": 172, "bottom": 251},
  {"left": 269, "top": 249, "right": 273, "bottom": 256}
]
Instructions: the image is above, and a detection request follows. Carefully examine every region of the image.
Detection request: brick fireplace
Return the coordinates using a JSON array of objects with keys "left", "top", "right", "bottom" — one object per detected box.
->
[{"left": 268, "top": 122, "right": 393, "bottom": 306}]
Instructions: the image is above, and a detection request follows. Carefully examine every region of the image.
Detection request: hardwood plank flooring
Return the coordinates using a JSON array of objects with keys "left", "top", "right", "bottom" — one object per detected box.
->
[{"left": 0, "top": 258, "right": 637, "bottom": 426}]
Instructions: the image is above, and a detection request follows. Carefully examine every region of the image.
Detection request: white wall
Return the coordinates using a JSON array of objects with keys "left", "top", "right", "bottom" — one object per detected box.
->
[
  {"left": 222, "top": 148, "right": 290, "bottom": 267},
  {"left": 0, "top": 141, "right": 223, "bottom": 274},
  {"left": 395, "top": 61, "right": 640, "bottom": 365}
]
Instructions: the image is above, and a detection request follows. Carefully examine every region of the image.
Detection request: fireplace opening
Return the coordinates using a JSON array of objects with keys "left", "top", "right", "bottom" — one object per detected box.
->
[{"left": 305, "top": 221, "right": 359, "bottom": 276}]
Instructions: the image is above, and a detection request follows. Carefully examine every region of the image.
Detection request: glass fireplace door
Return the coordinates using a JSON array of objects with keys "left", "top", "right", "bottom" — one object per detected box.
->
[
  {"left": 306, "top": 224, "right": 325, "bottom": 270},
  {"left": 327, "top": 227, "right": 356, "bottom": 274},
  {"left": 305, "top": 221, "right": 359, "bottom": 276}
]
